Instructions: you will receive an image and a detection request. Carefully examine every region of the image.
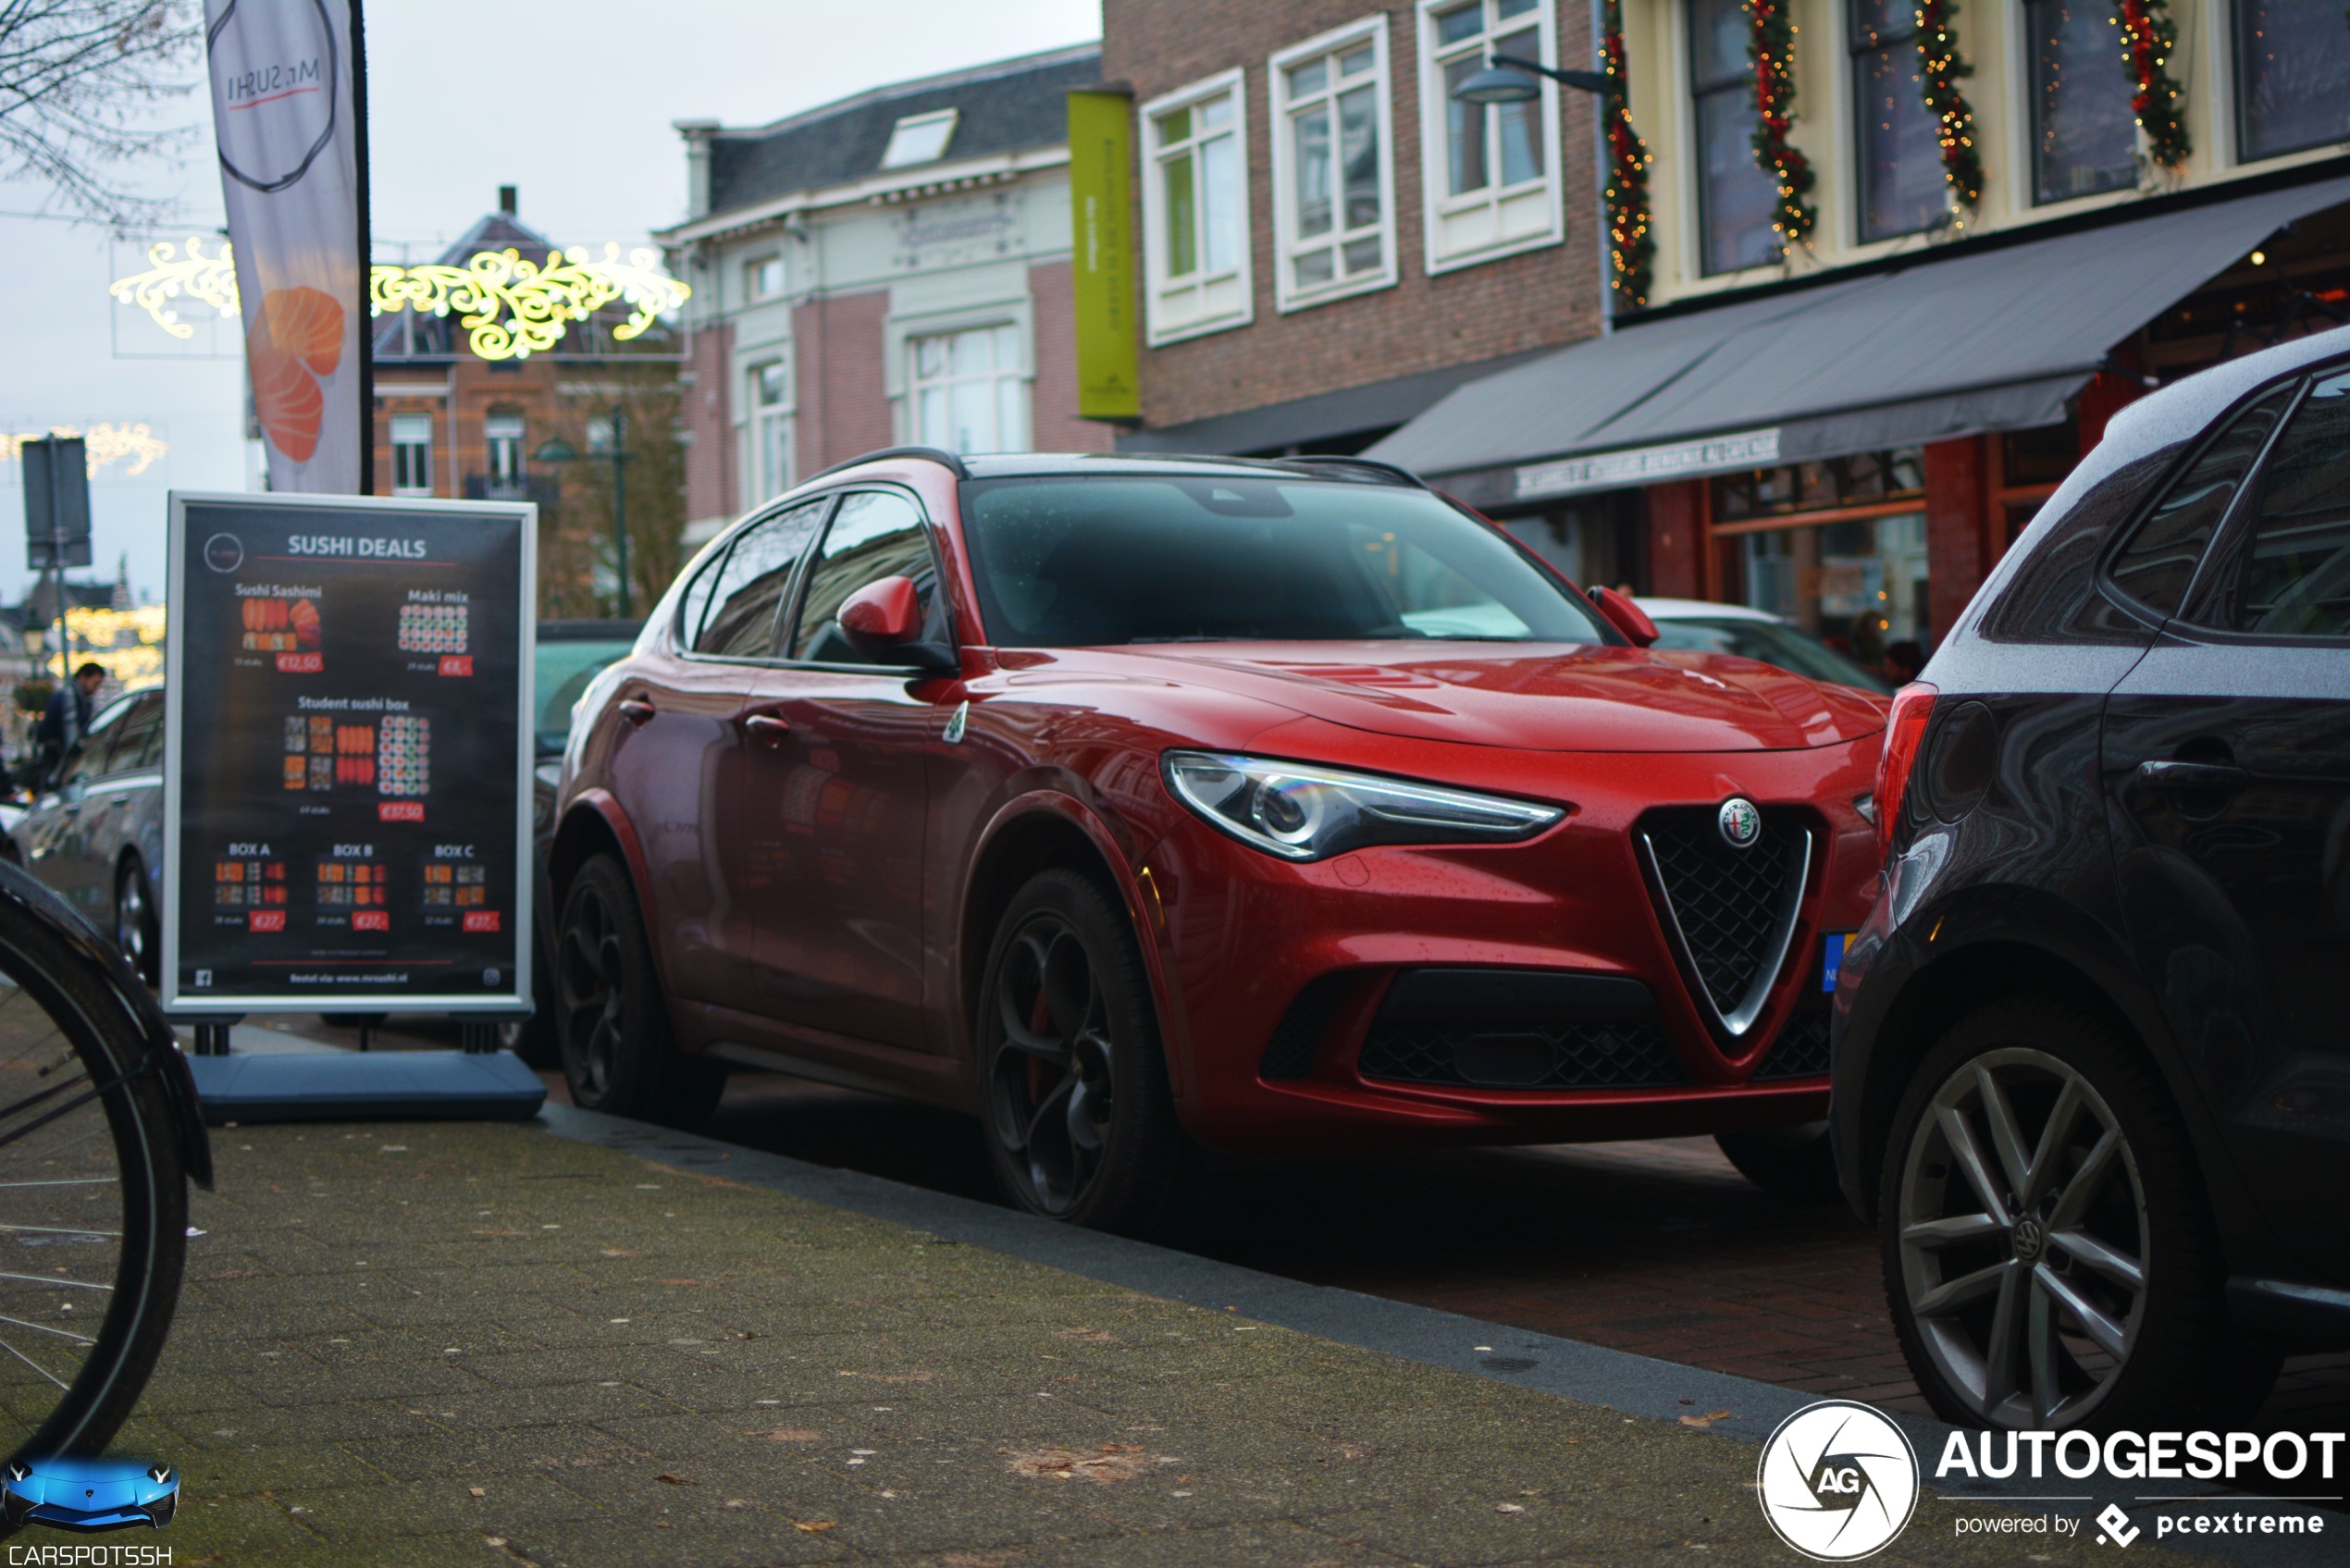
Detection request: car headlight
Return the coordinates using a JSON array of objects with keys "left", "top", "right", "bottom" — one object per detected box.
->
[{"left": 1161, "top": 751, "right": 1564, "bottom": 862}]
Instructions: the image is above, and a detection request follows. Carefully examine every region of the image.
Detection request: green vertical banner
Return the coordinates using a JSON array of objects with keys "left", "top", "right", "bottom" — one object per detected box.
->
[{"left": 1068, "top": 91, "right": 1141, "bottom": 422}]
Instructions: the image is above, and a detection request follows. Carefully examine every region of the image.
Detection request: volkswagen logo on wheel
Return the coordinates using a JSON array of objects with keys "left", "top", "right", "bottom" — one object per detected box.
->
[
  {"left": 1755, "top": 1400, "right": 1918, "bottom": 1561},
  {"left": 1717, "top": 796, "right": 1763, "bottom": 850}
]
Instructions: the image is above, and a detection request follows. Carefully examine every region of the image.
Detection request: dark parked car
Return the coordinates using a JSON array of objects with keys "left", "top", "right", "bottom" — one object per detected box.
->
[
  {"left": 1833, "top": 326, "right": 2350, "bottom": 1433},
  {"left": 550, "top": 449, "right": 1888, "bottom": 1230}
]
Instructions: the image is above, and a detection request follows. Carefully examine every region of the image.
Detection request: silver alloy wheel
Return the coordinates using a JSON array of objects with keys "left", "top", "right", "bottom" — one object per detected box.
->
[
  {"left": 1898, "top": 1045, "right": 2149, "bottom": 1427},
  {"left": 114, "top": 867, "right": 148, "bottom": 976},
  {"left": 987, "top": 914, "right": 1117, "bottom": 1216}
]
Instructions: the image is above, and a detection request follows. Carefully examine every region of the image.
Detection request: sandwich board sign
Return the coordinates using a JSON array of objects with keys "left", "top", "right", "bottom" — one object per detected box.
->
[{"left": 161, "top": 491, "right": 535, "bottom": 1018}]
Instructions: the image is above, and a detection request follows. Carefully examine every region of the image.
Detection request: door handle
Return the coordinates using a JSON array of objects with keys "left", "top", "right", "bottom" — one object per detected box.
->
[
  {"left": 2135, "top": 759, "right": 2249, "bottom": 794},
  {"left": 617, "top": 698, "right": 657, "bottom": 728},
  {"left": 742, "top": 713, "right": 791, "bottom": 747}
]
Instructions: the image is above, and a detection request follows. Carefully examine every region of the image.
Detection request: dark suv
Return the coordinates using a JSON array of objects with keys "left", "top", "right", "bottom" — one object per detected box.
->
[{"left": 1834, "top": 326, "right": 2350, "bottom": 1433}]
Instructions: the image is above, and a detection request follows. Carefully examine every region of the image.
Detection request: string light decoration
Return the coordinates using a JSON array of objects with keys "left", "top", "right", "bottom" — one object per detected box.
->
[
  {"left": 1747, "top": 0, "right": 1816, "bottom": 253},
  {"left": 2118, "top": 0, "right": 2191, "bottom": 168},
  {"left": 1913, "top": 0, "right": 1984, "bottom": 212},
  {"left": 108, "top": 238, "right": 241, "bottom": 339},
  {"left": 1601, "top": 0, "right": 1656, "bottom": 306},
  {"left": 368, "top": 245, "right": 690, "bottom": 362}
]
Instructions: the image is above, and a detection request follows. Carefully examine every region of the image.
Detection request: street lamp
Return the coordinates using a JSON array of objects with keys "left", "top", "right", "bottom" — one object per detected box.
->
[
  {"left": 535, "top": 406, "right": 635, "bottom": 618},
  {"left": 1450, "top": 51, "right": 1616, "bottom": 332}
]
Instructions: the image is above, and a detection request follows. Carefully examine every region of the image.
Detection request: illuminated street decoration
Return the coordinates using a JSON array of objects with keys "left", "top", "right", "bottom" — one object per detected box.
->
[
  {"left": 0, "top": 424, "right": 170, "bottom": 476},
  {"left": 109, "top": 241, "right": 689, "bottom": 362},
  {"left": 368, "top": 245, "right": 690, "bottom": 361},
  {"left": 108, "top": 237, "right": 241, "bottom": 339}
]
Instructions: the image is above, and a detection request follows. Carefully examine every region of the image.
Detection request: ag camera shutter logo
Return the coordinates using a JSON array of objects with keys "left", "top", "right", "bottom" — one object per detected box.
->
[{"left": 1756, "top": 1400, "right": 1920, "bottom": 1560}]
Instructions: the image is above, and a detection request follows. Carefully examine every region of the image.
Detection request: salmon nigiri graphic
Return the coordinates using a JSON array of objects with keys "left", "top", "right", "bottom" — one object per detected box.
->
[{"left": 247, "top": 287, "right": 344, "bottom": 463}]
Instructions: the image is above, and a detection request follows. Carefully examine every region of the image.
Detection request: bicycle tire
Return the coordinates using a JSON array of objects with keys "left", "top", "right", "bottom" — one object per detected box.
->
[{"left": 0, "top": 860, "right": 196, "bottom": 1462}]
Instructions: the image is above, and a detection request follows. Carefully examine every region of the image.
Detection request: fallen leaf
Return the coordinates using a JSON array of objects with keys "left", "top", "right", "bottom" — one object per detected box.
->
[
  {"left": 941, "top": 1554, "right": 1020, "bottom": 1568},
  {"left": 723, "top": 1498, "right": 750, "bottom": 1509},
  {"left": 656, "top": 1473, "right": 696, "bottom": 1486},
  {"left": 836, "top": 1370, "right": 934, "bottom": 1383},
  {"left": 599, "top": 1248, "right": 639, "bottom": 1258},
  {"left": 1008, "top": 1443, "right": 1153, "bottom": 1484},
  {"left": 1497, "top": 1501, "right": 1526, "bottom": 1513},
  {"left": 1053, "top": 1327, "right": 1115, "bottom": 1343},
  {"left": 754, "top": 1428, "right": 820, "bottom": 1442},
  {"left": 793, "top": 1519, "right": 835, "bottom": 1532},
  {"left": 1678, "top": 1410, "right": 1734, "bottom": 1429},
  {"left": 467, "top": 1488, "right": 485, "bottom": 1499}
]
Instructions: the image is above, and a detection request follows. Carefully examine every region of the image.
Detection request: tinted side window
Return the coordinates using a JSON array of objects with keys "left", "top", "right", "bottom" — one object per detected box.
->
[
  {"left": 2106, "top": 387, "right": 2294, "bottom": 618},
  {"left": 108, "top": 697, "right": 163, "bottom": 773},
  {"left": 2211, "top": 367, "right": 2350, "bottom": 637},
  {"left": 693, "top": 500, "right": 828, "bottom": 659},
  {"left": 787, "top": 491, "right": 938, "bottom": 662},
  {"left": 60, "top": 703, "right": 129, "bottom": 788}
]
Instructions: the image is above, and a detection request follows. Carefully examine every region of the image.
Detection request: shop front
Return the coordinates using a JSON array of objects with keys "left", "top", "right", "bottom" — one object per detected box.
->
[{"left": 1369, "top": 174, "right": 2350, "bottom": 654}]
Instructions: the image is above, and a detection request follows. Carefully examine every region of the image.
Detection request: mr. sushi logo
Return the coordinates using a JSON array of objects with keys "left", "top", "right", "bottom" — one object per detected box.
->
[{"left": 1756, "top": 1401, "right": 1919, "bottom": 1560}]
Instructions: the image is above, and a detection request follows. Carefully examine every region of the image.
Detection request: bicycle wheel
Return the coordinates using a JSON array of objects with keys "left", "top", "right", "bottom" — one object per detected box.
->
[{"left": 0, "top": 861, "right": 198, "bottom": 1460}]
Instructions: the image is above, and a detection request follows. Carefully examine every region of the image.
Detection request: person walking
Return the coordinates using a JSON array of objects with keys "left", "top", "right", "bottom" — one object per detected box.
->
[{"left": 34, "top": 663, "right": 105, "bottom": 787}]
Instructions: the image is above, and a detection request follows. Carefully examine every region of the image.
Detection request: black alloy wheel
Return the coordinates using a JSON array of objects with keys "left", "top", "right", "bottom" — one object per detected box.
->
[
  {"left": 1882, "top": 998, "right": 2275, "bottom": 1432},
  {"left": 112, "top": 858, "right": 158, "bottom": 989},
  {"left": 1715, "top": 1120, "right": 1842, "bottom": 1201},
  {"left": 555, "top": 854, "right": 723, "bottom": 1128},
  {"left": 977, "top": 870, "right": 1181, "bottom": 1232}
]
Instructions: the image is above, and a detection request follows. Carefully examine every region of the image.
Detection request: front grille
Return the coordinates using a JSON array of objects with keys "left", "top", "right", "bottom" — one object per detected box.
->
[
  {"left": 1639, "top": 807, "right": 1811, "bottom": 1038},
  {"left": 1359, "top": 1020, "right": 1684, "bottom": 1090},
  {"left": 1753, "top": 1008, "right": 1831, "bottom": 1080}
]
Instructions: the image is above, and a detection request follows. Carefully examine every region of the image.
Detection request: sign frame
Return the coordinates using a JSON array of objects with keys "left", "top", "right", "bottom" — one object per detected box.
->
[{"left": 159, "top": 488, "right": 537, "bottom": 1017}]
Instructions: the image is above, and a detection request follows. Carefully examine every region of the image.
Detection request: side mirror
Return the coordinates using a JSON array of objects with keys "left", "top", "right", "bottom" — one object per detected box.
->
[
  {"left": 838, "top": 575, "right": 957, "bottom": 673},
  {"left": 1589, "top": 586, "right": 1659, "bottom": 648}
]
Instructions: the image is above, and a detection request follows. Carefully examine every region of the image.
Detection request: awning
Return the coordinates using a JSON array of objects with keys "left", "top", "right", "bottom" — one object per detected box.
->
[{"left": 1367, "top": 175, "right": 2350, "bottom": 504}]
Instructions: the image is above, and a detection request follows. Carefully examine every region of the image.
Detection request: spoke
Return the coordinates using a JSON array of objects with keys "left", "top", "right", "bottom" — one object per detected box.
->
[
  {"left": 1982, "top": 1261, "right": 2025, "bottom": 1409},
  {"left": 0, "top": 1179, "right": 117, "bottom": 1190},
  {"left": 2022, "top": 1078, "right": 2086, "bottom": 1211},
  {"left": 0, "top": 1313, "right": 93, "bottom": 1345},
  {"left": 1936, "top": 1104, "right": 2011, "bottom": 1219},
  {"left": 2050, "top": 1229, "right": 2144, "bottom": 1291},
  {"left": 1975, "top": 1065, "right": 2034, "bottom": 1200},
  {"left": 1023, "top": 1074, "right": 1076, "bottom": 1154},
  {"left": 1916, "top": 1260, "right": 2007, "bottom": 1316},
  {"left": 0, "top": 1336, "right": 68, "bottom": 1392},
  {"left": 2035, "top": 1262, "right": 2130, "bottom": 1359},
  {"left": 2047, "top": 1127, "right": 2122, "bottom": 1231},
  {"left": 0, "top": 1224, "right": 118, "bottom": 1238},
  {"left": 2028, "top": 1279, "right": 2063, "bottom": 1424},
  {"left": 0, "top": 1071, "right": 93, "bottom": 1132},
  {"left": 1065, "top": 1077, "right": 1103, "bottom": 1153},
  {"left": 1902, "top": 1212, "right": 2003, "bottom": 1251},
  {"left": 0, "top": 1273, "right": 111, "bottom": 1291}
]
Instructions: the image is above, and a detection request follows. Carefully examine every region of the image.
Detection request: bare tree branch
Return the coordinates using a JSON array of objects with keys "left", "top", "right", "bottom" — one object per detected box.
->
[{"left": 0, "top": 0, "right": 201, "bottom": 229}]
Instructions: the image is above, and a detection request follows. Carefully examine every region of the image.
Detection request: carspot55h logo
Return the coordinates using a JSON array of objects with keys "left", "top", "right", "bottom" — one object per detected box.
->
[{"left": 1757, "top": 1401, "right": 1920, "bottom": 1560}]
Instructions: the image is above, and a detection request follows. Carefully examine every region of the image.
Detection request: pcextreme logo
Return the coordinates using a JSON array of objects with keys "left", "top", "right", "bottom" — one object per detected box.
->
[{"left": 1756, "top": 1400, "right": 1922, "bottom": 1561}]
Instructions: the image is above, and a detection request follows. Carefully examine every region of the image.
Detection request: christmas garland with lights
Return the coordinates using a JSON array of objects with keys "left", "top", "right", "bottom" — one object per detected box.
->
[
  {"left": 1747, "top": 0, "right": 1816, "bottom": 253},
  {"left": 1913, "top": 0, "right": 1983, "bottom": 212},
  {"left": 1601, "top": 0, "right": 1656, "bottom": 306},
  {"left": 2118, "top": 0, "right": 2191, "bottom": 168}
]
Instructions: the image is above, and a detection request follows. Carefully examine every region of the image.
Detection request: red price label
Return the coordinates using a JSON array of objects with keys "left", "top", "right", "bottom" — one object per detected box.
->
[
  {"left": 353, "top": 911, "right": 390, "bottom": 932},
  {"left": 378, "top": 802, "right": 425, "bottom": 823},
  {"left": 275, "top": 652, "right": 323, "bottom": 673},
  {"left": 462, "top": 910, "right": 501, "bottom": 932},
  {"left": 439, "top": 655, "right": 473, "bottom": 677},
  {"left": 248, "top": 910, "right": 286, "bottom": 932}
]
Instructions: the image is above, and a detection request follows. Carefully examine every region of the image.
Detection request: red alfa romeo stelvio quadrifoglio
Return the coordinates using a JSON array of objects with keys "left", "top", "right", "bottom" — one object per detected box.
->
[{"left": 550, "top": 449, "right": 1888, "bottom": 1229}]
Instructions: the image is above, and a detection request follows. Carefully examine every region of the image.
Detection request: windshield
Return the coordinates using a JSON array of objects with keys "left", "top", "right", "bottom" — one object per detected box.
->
[
  {"left": 960, "top": 475, "right": 1611, "bottom": 648},
  {"left": 536, "top": 638, "right": 637, "bottom": 753},
  {"left": 1646, "top": 615, "right": 1891, "bottom": 693}
]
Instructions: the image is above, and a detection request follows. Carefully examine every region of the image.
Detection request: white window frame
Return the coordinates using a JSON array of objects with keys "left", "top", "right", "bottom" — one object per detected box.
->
[
  {"left": 746, "top": 253, "right": 785, "bottom": 302},
  {"left": 1416, "top": 0, "right": 1565, "bottom": 277},
  {"left": 1139, "top": 68, "right": 1254, "bottom": 346},
  {"left": 389, "top": 413, "right": 433, "bottom": 498},
  {"left": 748, "top": 359, "right": 794, "bottom": 502},
  {"left": 1269, "top": 17, "right": 1399, "bottom": 311},
  {"left": 905, "top": 323, "right": 1031, "bottom": 455}
]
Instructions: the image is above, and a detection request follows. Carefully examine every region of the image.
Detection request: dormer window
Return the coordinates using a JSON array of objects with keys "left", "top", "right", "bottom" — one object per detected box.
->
[{"left": 882, "top": 109, "right": 959, "bottom": 168}]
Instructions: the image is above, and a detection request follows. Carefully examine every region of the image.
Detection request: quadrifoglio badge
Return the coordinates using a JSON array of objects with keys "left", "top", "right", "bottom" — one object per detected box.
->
[{"left": 1755, "top": 1400, "right": 2345, "bottom": 1556}]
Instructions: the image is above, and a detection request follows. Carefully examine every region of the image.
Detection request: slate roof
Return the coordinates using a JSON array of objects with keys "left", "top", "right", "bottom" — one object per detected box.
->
[{"left": 705, "top": 43, "right": 1099, "bottom": 217}]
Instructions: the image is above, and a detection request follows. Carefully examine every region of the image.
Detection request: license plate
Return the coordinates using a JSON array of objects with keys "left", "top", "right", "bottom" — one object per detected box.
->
[{"left": 1823, "top": 932, "right": 1850, "bottom": 992}]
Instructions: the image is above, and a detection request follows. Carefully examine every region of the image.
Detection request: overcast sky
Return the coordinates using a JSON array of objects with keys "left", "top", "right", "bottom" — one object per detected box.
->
[{"left": 0, "top": 0, "right": 1100, "bottom": 605}]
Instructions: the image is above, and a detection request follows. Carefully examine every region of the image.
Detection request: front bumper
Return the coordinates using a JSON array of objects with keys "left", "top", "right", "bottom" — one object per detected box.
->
[{"left": 1139, "top": 741, "right": 1879, "bottom": 1154}]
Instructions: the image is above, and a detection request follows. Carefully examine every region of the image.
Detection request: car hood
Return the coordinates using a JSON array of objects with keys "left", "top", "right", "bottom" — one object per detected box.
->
[{"left": 1014, "top": 642, "right": 1886, "bottom": 752}]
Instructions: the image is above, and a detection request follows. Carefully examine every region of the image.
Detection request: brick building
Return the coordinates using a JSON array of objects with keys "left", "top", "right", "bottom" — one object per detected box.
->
[
  {"left": 657, "top": 45, "right": 1118, "bottom": 545},
  {"left": 370, "top": 191, "right": 686, "bottom": 617},
  {"left": 1098, "top": 0, "right": 1620, "bottom": 577},
  {"left": 1364, "top": 0, "right": 2350, "bottom": 659}
]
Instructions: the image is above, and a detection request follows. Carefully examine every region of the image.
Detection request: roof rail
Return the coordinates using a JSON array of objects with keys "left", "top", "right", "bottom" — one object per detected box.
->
[
  {"left": 1272, "top": 454, "right": 1426, "bottom": 488},
  {"left": 804, "top": 445, "right": 971, "bottom": 483}
]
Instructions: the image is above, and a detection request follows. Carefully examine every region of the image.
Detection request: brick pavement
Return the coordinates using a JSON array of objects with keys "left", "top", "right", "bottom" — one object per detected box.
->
[{"left": 118, "top": 1117, "right": 2199, "bottom": 1567}]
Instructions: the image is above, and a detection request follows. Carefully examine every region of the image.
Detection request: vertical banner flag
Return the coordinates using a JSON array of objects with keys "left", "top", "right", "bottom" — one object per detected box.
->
[
  {"left": 205, "top": 0, "right": 364, "bottom": 492},
  {"left": 1067, "top": 91, "right": 1140, "bottom": 422}
]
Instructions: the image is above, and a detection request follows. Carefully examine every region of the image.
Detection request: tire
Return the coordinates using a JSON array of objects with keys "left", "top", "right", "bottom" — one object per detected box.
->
[
  {"left": 1716, "top": 1121, "right": 1841, "bottom": 1202},
  {"left": 975, "top": 869, "right": 1184, "bottom": 1233},
  {"left": 0, "top": 860, "right": 188, "bottom": 1463},
  {"left": 554, "top": 855, "right": 724, "bottom": 1128},
  {"left": 111, "top": 858, "right": 158, "bottom": 990},
  {"left": 1880, "top": 997, "right": 2275, "bottom": 1432}
]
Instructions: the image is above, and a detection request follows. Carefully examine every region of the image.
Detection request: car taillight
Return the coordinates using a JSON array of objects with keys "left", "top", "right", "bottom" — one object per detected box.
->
[{"left": 1874, "top": 682, "right": 1938, "bottom": 862}]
